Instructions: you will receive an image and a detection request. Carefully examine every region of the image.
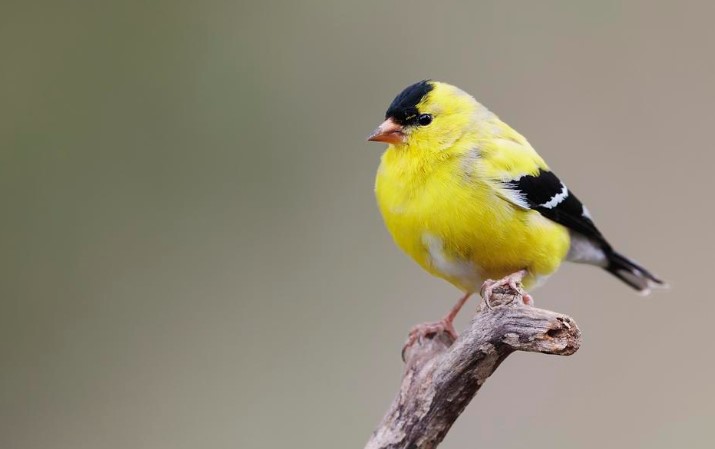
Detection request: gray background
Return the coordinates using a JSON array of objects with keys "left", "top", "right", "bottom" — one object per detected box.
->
[{"left": 2, "top": 1, "right": 713, "bottom": 448}]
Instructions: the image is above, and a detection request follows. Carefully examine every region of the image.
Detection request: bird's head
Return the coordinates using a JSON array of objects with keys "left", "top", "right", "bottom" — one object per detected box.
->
[{"left": 368, "top": 80, "right": 482, "bottom": 153}]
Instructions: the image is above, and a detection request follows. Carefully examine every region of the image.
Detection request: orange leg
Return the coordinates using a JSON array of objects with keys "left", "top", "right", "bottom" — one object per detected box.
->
[{"left": 402, "top": 292, "right": 472, "bottom": 357}]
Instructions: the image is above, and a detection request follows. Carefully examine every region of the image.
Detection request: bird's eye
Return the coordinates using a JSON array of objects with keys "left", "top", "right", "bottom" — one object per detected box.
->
[{"left": 417, "top": 114, "right": 433, "bottom": 126}]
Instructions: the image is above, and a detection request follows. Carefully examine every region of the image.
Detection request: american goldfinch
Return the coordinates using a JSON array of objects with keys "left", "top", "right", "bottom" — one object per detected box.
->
[{"left": 368, "top": 80, "right": 664, "bottom": 340}]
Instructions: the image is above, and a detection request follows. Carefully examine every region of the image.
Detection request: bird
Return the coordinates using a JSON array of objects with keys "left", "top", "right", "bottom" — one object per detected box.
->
[{"left": 367, "top": 80, "right": 664, "bottom": 345}]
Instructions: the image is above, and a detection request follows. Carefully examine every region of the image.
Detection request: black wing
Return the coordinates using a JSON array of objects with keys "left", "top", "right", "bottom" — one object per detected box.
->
[
  {"left": 503, "top": 169, "right": 611, "bottom": 250},
  {"left": 500, "top": 168, "right": 665, "bottom": 292}
]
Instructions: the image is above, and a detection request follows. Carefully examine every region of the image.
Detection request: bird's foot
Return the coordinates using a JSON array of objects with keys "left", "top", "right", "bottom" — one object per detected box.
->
[
  {"left": 521, "top": 292, "right": 534, "bottom": 306},
  {"left": 402, "top": 318, "right": 457, "bottom": 361},
  {"left": 480, "top": 270, "right": 533, "bottom": 308}
]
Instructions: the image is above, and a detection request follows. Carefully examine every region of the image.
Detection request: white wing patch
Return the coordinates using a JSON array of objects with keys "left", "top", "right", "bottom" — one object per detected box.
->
[
  {"left": 539, "top": 182, "right": 568, "bottom": 209},
  {"left": 581, "top": 205, "right": 593, "bottom": 219},
  {"left": 498, "top": 187, "right": 531, "bottom": 209},
  {"left": 494, "top": 175, "right": 532, "bottom": 210}
]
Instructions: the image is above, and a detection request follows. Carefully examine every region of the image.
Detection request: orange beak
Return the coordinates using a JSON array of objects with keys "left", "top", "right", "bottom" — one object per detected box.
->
[{"left": 367, "top": 118, "right": 405, "bottom": 144}]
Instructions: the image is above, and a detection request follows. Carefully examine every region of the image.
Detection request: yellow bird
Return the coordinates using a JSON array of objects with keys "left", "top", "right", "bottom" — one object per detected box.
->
[{"left": 368, "top": 80, "right": 664, "bottom": 342}]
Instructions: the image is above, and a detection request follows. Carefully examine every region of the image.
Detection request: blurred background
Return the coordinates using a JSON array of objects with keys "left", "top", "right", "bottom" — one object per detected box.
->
[{"left": 2, "top": 1, "right": 714, "bottom": 448}]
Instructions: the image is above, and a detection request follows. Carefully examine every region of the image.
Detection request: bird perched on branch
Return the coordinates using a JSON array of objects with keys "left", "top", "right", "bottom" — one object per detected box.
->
[{"left": 368, "top": 80, "right": 664, "bottom": 344}]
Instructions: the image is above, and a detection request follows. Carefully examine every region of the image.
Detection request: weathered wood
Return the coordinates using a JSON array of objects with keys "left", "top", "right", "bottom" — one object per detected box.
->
[{"left": 365, "top": 287, "right": 581, "bottom": 449}]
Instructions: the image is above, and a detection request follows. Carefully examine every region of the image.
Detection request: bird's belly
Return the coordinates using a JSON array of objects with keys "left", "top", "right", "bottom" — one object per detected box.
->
[{"left": 377, "top": 176, "right": 570, "bottom": 292}]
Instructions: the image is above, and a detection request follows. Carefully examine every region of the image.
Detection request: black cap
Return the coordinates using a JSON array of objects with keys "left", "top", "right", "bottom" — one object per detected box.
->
[{"left": 385, "top": 80, "right": 433, "bottom": 126}]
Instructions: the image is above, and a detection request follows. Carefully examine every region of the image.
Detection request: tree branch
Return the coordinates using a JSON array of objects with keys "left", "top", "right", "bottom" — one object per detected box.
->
[{"left": 365, "top": 286, "right": 582, "bottom": 449}]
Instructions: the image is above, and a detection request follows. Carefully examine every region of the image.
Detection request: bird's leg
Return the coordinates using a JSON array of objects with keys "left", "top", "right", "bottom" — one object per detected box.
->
[
  {"left": 480, "top": 269, "right": 533, "bottom": 308},
  {"left": 402, "top": 292, "right": 472, "bottom": 359}
]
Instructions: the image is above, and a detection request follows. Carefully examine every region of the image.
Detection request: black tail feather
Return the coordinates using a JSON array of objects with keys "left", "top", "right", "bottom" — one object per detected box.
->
[{"left": 605, "top": 251, "right": 665, "bottom": 294}]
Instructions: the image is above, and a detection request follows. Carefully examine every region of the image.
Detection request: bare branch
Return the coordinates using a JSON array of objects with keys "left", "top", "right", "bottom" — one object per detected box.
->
[{"left": 365, "top": 287, "right": 581, "bottom": 449}]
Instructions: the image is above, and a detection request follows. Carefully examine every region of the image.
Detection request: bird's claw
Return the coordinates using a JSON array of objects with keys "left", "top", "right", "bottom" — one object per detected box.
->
[
  {"left": 480, "top": 271, "right": 533, "bottom": 308},
  {"left": 401, "top": 318, "right": 457, "bottom": 361}
]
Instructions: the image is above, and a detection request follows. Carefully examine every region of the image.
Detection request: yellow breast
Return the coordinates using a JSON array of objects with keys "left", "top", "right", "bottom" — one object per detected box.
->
[{"left": 375, "top": 147, "right": 570, "bottom": 292}]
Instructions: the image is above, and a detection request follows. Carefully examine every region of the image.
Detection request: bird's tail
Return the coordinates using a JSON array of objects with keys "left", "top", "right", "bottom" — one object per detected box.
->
[{"left": 604, "top": 250, "right": 666, "bottom": 295}]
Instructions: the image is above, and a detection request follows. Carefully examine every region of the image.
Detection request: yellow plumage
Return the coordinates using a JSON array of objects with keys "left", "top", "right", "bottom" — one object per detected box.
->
[
  {"left": 369, "top": 80, "right": 664, "bottom": 342},
  {"left": 374, "top": 81, "right": 570, "bottom": 292}
]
